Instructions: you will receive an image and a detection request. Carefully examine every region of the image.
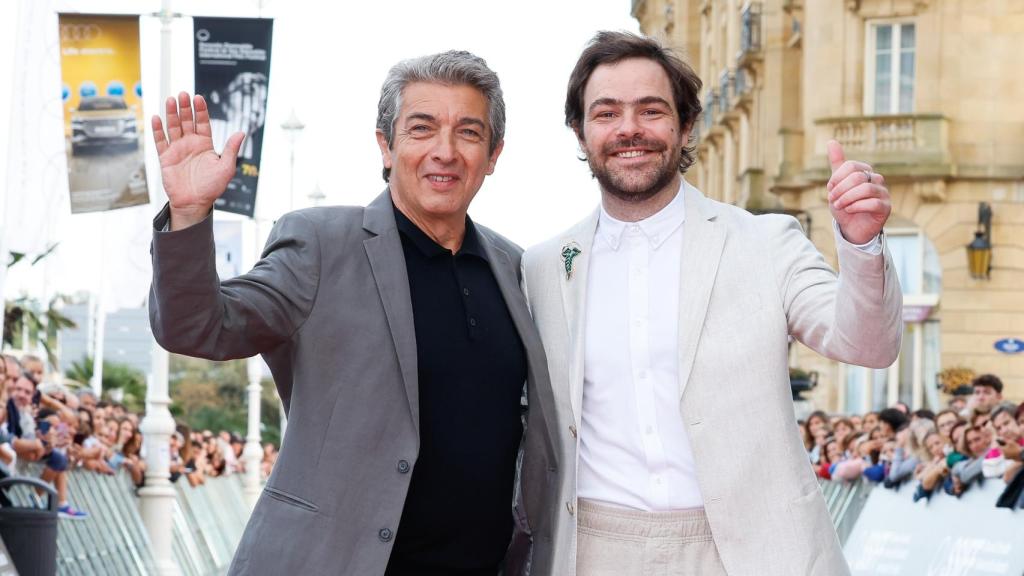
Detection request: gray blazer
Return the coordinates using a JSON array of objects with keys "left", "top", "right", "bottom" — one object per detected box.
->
[{"left": 150, "top": 191, "right": 559, "bottom": 576}]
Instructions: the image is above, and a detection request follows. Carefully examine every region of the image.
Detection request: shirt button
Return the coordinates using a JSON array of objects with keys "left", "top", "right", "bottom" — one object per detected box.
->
[
  {"left": 630, "top": 225, "right": 640, "bottom": 233},
  {"left": 566, "top": 501, "right": 575, "bottom": 515},
  {"left": 569, "top": 425, "right": 577, "bottom": 439},
  {"left": 469, "top": 318, "right": 477, "bottom": 327},
  {"left": 463, "top": 288, "right": 470, "bottom": 296},
  {"left": 645, "top": 425, "right": 654, "bottom": 435},
  {"left": 651, "top": 234, "right": 660, "bottom": 243},
  {"left": 397, "top": 460, "right": 410, "bottom": 474},
  {"left": 378, "top": 528, "right": 393, "bottom": 542}
]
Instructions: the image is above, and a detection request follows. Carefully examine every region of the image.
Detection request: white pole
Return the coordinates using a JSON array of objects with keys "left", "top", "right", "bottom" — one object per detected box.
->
[
  {"left": 241, "top": 218, "right": 263, "bottom": 507},
  {"left": 91, "top": 215, "right": 107, "bottom": 394},
  {"left": 90, "top": 295, "right": 105, "bottom": 395},
  {"left": 243, "top": 355, "right": 263, "bottom": 508},
  {"left": 138, "top": 1, "right": 180, "bottom": 574}
]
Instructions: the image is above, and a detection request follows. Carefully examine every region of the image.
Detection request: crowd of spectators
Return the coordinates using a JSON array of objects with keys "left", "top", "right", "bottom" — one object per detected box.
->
[
  {"left": 0, "top": 353, "right": 279, "bottom": 520},
  {"left": 803, "top": 373, "right": 1024, "bottom": 508},
  {"left": 5, "top": 347, "right": 1020, "bottom": 519}
]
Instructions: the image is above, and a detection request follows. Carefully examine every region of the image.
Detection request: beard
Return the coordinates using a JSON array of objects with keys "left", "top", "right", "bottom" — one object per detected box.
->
[{"left": 586, "top": 136, "right": 682, "bottom": 204}]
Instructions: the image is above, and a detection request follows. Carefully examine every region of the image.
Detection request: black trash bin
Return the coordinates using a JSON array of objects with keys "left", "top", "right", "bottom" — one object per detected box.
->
[{"left": 0, "top": 477, "right": 59, "bottom": 576}]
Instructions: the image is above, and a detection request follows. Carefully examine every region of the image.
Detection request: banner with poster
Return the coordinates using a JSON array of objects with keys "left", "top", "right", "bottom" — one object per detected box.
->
[
  {"left": 193, "top": 17, "right": 273, "bottom": 218},
  {"left": 59, "top": 14, "right": 150, "bottom": 213}
]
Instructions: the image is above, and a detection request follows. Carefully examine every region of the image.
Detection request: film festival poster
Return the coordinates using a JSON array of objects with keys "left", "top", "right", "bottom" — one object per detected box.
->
[
  {"left": 194, "top": 17, "right": 274, "bottom": 218},
  {"left": 59, "top": 14, "right": 150, "bottom": 213}
]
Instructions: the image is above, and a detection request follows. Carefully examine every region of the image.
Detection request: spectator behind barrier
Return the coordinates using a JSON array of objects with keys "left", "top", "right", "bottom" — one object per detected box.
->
[
  {"left": 963, "top": 374, "right": 1004, "bottom": 418},
  {"left": 946, "top": 425, "right": 989, "bottom": 497}
]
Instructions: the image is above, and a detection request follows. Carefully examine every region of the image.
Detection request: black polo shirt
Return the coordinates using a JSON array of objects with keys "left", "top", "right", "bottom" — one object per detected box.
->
[{"left": 385, "top": 206, "right": 527, "bottom": 576}]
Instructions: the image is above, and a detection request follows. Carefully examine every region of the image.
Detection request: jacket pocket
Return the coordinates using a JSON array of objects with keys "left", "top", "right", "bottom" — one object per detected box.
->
[{"left": 263, "top": 486, "right": 319, "bottom": 513}]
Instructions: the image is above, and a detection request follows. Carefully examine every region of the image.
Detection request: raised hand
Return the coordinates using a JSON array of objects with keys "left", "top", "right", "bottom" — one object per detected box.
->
[
  {"left": 152, "top": 92, "right": 244, "bottom": 230},
  {"left": 826, "top": 140, "right": 891, "bottom": 245}
]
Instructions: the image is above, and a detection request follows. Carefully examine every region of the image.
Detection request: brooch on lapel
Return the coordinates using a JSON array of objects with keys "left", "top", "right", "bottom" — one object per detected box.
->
[{"left": 561, "top": 242, "right": 582, "bottom": 280}]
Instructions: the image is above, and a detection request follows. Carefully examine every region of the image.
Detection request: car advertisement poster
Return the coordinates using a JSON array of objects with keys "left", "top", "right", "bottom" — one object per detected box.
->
[
  {"left": 194, "top": 17, "right": 273, "bottom": 218},
  {"left": 59, "top": 14, "right": 149, "bottom": 213}
]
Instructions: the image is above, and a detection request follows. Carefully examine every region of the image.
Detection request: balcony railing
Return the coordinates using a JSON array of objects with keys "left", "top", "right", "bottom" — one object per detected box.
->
[
  {"left": 734, "top": 67, "right": 749, "bottom": 99},
  {"left": 741, "top": 2, "right": 763, "bottom": 55},
  {"left": 703, "top": 90, "right": 716, "bottom": 132},
  {"left": 811, "top": 114, "right": 952, "bottom": 179},
  {"left": 719, "top": 69, "right": 732, "bottom": 106}
]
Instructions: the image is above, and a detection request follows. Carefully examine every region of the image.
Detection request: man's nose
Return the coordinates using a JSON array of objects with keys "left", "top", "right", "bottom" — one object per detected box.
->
[
  {"left": 431, "top": 130, "right": 457, "bottom": 163},
  {"left": 615, "top": 111, "right": 643, "bottom": 140}
]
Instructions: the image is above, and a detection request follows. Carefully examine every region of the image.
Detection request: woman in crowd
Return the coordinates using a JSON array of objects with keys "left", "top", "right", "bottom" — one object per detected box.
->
[
  {"left": 913, "top": 431, "right": 950, "bottom": 500},
  {"left": 946, "top": 425, "right": 989, "bottom": 497}
]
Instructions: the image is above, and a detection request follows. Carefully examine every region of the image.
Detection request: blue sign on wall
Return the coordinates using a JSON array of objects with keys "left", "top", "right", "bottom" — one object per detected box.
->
[{"left": 994, "top": 338, "right": 1024, "bottom": 354}]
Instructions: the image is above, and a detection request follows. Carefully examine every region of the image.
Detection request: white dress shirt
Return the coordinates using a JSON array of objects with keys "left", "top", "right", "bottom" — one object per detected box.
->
[
  {"left": 579, "top": 182, "right": 882, "bottom": 512},
  {"left": 579, "top": 184, "right": 699, "bottom": 511}
]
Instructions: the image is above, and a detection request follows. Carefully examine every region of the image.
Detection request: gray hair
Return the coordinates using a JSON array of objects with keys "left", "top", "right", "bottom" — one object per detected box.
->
[{"left": 376, "top": 50, "right": 506, "bottom": 182}]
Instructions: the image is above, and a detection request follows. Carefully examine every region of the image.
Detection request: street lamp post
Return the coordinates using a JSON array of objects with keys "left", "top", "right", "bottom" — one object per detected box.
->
[
  {"left": 139, "top": 1, "right": 182, "bottom": 574},
  {"left": 280, "top": 110, "right": 305, "bottom": 212}
]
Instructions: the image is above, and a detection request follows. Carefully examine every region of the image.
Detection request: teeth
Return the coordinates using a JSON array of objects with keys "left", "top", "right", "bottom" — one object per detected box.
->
[
  {"left": 616, "top": 150, "right": 645, "bottom": 158},
  {"left": 428, "top": 175, "right": 454, "bottom": 182}
]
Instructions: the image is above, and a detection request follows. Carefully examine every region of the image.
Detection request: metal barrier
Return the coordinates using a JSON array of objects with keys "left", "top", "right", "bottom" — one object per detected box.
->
[
  {"left": 819, "top": 478, "right": 873, "bottom": 546},
  {"left": 4, "top": 465, "right": 250, "bottom": 575},
  {"left": 171, "top": 474, "right": 248, "bottom": 576}
]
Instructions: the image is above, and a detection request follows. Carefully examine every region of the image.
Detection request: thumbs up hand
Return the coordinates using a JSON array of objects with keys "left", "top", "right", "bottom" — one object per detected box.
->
[{"left": 825, "top": 140, "right": 892, "bottom": 245}]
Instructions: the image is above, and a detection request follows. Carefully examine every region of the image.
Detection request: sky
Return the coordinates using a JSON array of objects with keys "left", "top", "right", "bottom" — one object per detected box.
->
[{"left": 1, "top": 0, "right": 640, "bottom": 310}]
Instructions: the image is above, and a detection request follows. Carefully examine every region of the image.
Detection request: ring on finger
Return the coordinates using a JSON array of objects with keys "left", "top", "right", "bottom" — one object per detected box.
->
[{"left": 863, "top": 169, "right": 873, "bottom": 184}]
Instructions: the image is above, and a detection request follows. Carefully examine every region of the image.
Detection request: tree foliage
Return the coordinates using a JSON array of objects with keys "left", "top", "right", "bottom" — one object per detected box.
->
[
  {"left": 169, "top": 354, "right": 282, "bottom": 447},
  {"left": 65, "top": 355, "right": 147, "bottom": 412}
]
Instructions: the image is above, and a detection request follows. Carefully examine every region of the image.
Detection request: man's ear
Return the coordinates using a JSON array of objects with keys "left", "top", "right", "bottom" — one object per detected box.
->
[
  {"left": 572, "top": 122, "right": 588, "bottom": 162},
  {"left": 375, "top": 129, "right": 393, "bottom": 170},
  {"left": 571, "top": 121, "right": 585, "bottom": 147},
  {"left": 485, "top": 140, "right": 505, "bottom": 175}
]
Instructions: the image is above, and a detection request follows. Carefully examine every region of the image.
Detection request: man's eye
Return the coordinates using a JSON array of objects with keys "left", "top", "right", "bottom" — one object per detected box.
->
[
  {"left": 410, "top": 125, "right": 431, "bottom": 133},
  {"left": 461, "top": 129, "right": 482, "bottom": 138}
]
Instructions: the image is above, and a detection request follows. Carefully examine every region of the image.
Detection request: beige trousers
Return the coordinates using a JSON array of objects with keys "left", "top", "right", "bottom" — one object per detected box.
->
[{"left": 576, "top": 499, "right": 729, "bottom": 576}]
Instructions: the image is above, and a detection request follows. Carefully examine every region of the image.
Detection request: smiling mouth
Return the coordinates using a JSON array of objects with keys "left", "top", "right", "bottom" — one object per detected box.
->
[
  {"left": 614, "top": 150, "right": 648, "bottom": 158},
  {"left": 427, "top": 175, "right": 456, "bottom": 182}
]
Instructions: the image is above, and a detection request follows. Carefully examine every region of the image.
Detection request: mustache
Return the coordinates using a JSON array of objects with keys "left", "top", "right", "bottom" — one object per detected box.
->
[{"left": 602, "top": 137, "right": 667, "bottom": 155}]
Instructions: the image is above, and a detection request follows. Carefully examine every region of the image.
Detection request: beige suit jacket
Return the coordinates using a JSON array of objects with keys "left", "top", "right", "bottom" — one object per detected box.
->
[{"left": 520, "top": 182, "right": 902, "bottom": 576}]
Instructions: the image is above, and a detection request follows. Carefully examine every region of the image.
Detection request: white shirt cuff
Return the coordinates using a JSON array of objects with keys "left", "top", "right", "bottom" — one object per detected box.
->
[{"left": 832, "top": 220, "right": 882, "bottom": 255}]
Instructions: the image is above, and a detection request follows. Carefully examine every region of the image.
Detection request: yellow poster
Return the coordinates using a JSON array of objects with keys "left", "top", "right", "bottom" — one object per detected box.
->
[{"left": 59, "top": 14, "right": 149, "bottom": 213}]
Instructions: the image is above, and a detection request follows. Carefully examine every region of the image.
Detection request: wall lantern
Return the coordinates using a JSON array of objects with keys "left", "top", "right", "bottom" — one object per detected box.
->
[{"left": 966, "top": 202, "right": 993, "bottom": 280}]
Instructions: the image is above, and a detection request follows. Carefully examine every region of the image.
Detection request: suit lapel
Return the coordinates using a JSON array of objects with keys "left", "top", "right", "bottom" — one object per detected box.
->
[
  {"left": 363, "top": 190, "right": 420, "bottom": 439},
  {"left": 677, "top": 183, "right": 726, "bottom": 401},
  {"left": 481, "top": 235, "right": 559, "bottom": 460},
  {"left": 559, "top": 210, "right": 599, "bottom": 428}
]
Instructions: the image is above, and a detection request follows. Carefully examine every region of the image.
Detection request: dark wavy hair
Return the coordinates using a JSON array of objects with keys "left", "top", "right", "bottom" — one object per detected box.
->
[{"left": 565, "top": 31, "right": 703, "bottom": 174}]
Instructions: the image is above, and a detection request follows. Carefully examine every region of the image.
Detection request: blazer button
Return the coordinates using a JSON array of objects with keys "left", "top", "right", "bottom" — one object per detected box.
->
[
  {"left": 397, "top": 460, "right": 411, "bottom": 474},
  {"left": 378, "top": 528, "right": 393, "bottom": 542},
  {"left": 565, "top": 502, "right": 575, "bottom": 516},
  {"left": 569, "top": 425, "right": 577, "bottom": 439}
]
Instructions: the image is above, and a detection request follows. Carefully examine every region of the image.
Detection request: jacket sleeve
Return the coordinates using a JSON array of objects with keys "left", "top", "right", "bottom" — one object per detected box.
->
[
  {"left": 766, "top": 215, "right": 903, "bottom": 369},
  {"left": 149, "top": 205, "right": 321, "bottom": 361}
]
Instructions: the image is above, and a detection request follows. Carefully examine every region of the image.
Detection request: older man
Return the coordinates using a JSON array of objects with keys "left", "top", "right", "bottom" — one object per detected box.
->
[
  {"left": 149, "top": 51, "right": 557, "bottom": 575},
  {"left": 522, "top": 32, "right": 902, "bottom": 575}
]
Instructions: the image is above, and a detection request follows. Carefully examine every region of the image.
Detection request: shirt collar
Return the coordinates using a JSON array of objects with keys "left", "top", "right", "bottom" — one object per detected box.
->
[
  {"left": 393, "top": 205, "right": 488, "bottom": 261},
  {"left": 597, "top": 181, "right": 687, "bottom": 251}
]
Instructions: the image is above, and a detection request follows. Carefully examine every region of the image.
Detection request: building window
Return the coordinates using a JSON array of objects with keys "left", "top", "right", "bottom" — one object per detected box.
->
[
  {"left": 865, "top": 21, "right": 915, "bottom": 115},
  {"left": 841, "top": 227, "right": 941, "bottom": 413}
]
